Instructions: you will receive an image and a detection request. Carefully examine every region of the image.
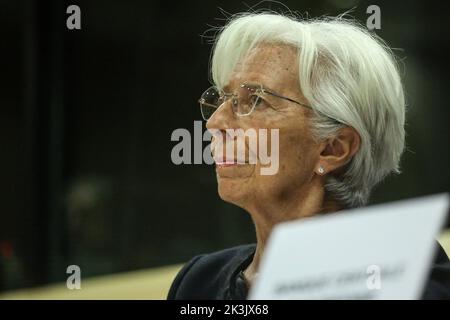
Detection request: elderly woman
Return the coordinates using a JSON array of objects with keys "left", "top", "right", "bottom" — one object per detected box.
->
[{"left": 168, "top": 12, "right": 450, "bottom": 299}]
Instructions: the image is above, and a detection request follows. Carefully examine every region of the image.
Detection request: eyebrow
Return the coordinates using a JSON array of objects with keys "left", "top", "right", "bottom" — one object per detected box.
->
[
  {"left": 223, "top": 82, "right": 278, "bottom": 94},
  {"left": 244, "top": 82, "right": 313, "bottom": 109},
  {"left": 244, "top": 82, "right": 278, "bottom": 94},
  {"left": 220, "top": 81, "right": 315, "bottom": 112}
]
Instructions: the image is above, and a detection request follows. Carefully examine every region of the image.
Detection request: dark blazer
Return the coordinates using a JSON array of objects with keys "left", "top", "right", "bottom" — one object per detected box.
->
[{"left": 167, "top": 242, "right": 450, "bottom": 300}]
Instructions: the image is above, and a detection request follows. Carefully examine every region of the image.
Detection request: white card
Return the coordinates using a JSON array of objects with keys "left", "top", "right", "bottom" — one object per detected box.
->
[{"left": 249, "top": 194, "right": 449, "bottom": 300}]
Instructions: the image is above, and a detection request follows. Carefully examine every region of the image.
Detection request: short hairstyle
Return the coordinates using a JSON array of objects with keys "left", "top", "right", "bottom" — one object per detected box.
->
[{"left": 209, "top": 12, "right": 406, "bottom": 208}]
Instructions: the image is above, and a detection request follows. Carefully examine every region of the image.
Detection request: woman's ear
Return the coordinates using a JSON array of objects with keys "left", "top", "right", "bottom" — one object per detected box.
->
[{"left": 315, "top": 127, "right": 360, "bottom": 175}]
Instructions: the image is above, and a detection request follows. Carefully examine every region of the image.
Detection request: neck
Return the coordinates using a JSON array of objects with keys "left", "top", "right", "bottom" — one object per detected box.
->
[{"left": 243, "top": 182, "right": 340, "bottom": 285}]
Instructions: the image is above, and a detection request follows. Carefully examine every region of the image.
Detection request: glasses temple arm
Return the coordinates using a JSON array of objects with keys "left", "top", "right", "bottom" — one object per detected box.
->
[{"left": 263, "top": 89, "right": 312, "bottom": 109}]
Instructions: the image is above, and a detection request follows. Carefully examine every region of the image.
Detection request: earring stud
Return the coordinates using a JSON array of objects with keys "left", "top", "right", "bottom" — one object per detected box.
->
[{"left": 318, "top": 166, "right": 325, "bottom": 174}]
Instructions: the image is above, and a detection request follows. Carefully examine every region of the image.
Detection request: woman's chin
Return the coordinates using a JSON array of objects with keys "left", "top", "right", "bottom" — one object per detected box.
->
[
  {"left": 217, "top": 178, "right": 248, "bottom": 206},
  {"left": 215, "top": 164, "right": 256, "bottom": 205}
]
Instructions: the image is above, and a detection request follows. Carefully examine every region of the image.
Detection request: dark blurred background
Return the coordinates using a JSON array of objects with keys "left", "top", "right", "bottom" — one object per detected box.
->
[{"left": 0, "top": 0, "right": 449, "bottom": 292}]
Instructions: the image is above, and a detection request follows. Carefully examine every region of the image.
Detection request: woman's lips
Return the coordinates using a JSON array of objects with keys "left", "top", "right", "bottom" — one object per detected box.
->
[
  {"left": 215, "top": 161, "right": 253, "bottom": 168},
  {"left": 215, "top": 160, "right": 255, "bottom": 178},
  {"left": 216, "top": 162, "right": 238, "bottom": 168}
]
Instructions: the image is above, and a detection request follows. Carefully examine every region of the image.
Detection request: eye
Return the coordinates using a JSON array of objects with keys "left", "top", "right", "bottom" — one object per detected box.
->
[{"left": 250, "top": 94, "right": 270, "bottom": 110}]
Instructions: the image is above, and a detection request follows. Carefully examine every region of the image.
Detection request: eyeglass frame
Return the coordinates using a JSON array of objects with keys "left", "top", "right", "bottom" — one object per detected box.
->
[{"left": 198, "top": 83, "right": 313, "bottom": 121}]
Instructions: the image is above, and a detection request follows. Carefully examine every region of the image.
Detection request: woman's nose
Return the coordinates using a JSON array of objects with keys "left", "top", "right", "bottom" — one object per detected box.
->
[{"left": 205, "top": 100, "right": 235, "bottom": 131}]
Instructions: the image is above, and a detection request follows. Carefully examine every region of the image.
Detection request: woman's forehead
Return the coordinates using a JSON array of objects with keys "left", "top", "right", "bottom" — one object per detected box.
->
[
  {"left": 226, "top": 44, "right": 300, "bottom": 93},
  {"left": 239, "top": 44, "right": 298, "bottom": 73}
]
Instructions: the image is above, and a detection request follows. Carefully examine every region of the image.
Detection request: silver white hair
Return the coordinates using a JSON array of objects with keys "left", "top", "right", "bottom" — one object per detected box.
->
[{"left": 209, "top": 12, "right": 406, "bottom": 208}]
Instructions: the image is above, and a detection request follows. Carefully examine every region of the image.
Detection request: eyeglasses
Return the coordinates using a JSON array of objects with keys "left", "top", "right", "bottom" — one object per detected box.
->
[{"left": 198, "top": 83, "right": 312, "bottom": 121}]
